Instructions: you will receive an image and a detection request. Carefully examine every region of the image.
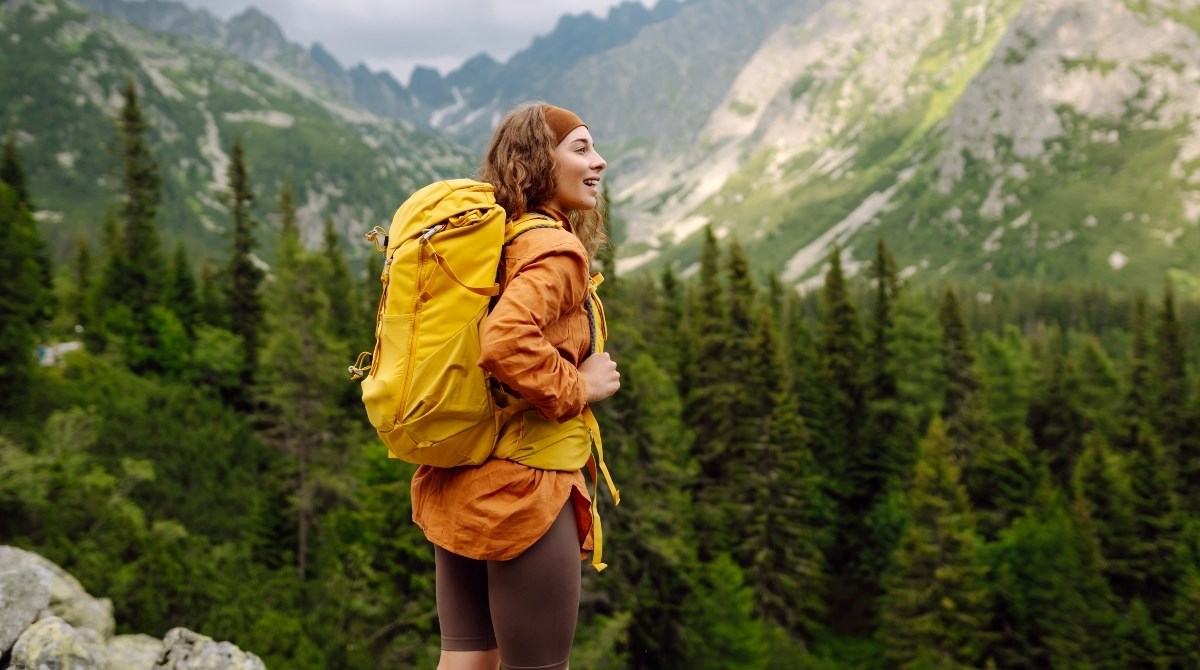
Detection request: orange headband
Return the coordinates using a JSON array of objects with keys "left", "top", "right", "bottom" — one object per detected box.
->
[{"left": 543, "top": 104, "right": 586, "bottom": 145}]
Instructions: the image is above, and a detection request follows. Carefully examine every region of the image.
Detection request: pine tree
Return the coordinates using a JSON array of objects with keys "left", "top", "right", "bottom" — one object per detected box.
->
[
  {"left": 1153, "top": 283, "right": 1191, "bottom": 467},
  {"left": 225, "top": 138, "right": 264, "bottom": 404},
  {"left": 816, "top": 245, "right": 871, "bottom": 630},
  {"left": 1, "top": 132, "right": 52, "bottom": 311},
  {"left": 1164, "top": 561, "right": 1200, "bottom": 669},
  {"left": 1025, "top": 332, "right": 1089, "bottom": 488},
  {"left": 1, "top": 131, "right": 31, "bottom": 207},
  {"left": 113, "top": 78, "right": 165, "bottom": 316},
  {"left": 865, "top": 238, "right": 916, "bottom": 489},
  {"left": 878, "top": 416, "right": 991, "bottom": 669},
  {"left": 1122, "top": 292, "right": 1154, "bottom": 434},
  {"left": 684, "top": 226, "right": 732, "bottom": 556},
  {"left": 320, "top": 214, "right": 357, "bottom": 347},
  {"left": 1073, "top": 432, "right": 1139, "bottom": 604},
  {"left": 1113, "top": 599, "right": 1168, "bottom": 670},
  {"left": 166, "top": 243, "right": 199, "bottom": 337},
  {"left": 0, "top": 183, "right": 47, "bottom": 414},
  {"left": 720, "top": 237, "right": 764, "bottom": 555},
  {"left": 740, "top": 306, "right": 827, "bottom": 640},
  {"left": 256, "top": 188, "right": 348, "bottom": 581},
  {"left": 1124, "top": 425, "right": 1184, "bottom": 626},
  {"left": 985, "top": 483, "right": 1118, "bottom": 670}
]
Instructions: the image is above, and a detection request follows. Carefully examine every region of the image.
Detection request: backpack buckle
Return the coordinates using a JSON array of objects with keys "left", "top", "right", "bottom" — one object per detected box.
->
[{"left": 421, "top": 224, "right": 446, "bottom": 242}]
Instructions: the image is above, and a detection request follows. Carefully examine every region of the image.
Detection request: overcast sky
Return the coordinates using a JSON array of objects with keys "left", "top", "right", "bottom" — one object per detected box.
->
[{"left": 176, "top": 0, "right": 650, "bottom": 85}]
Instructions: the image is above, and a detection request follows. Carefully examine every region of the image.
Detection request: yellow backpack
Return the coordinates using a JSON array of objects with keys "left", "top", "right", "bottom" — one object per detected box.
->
[{"left": 350, "top": 179, "right": 544, "bottom": 465}]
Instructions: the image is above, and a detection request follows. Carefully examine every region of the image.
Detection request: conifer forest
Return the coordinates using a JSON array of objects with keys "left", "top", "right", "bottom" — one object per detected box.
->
[{"left": 4, "top": 82, "right": 1200, "bottom": 670}]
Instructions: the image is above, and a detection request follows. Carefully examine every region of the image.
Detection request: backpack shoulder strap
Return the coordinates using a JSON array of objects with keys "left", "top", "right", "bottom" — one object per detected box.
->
[{"left": 504, "top": 212, "right": 564, "bottom": 245}]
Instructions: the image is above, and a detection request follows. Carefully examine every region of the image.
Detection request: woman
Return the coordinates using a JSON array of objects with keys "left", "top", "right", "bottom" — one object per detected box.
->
[{"left": 410, "top": 102, "right": 621, "bottom": 670}]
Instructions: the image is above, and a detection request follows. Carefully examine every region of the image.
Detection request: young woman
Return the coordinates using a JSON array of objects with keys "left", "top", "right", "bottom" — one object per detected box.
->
[{"left": 410, "top": 103, "right": 621, "bottom": 670}]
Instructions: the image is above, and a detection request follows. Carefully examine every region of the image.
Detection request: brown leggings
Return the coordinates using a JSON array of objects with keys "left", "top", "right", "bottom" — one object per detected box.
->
[{"left": 435, "top": 503, "right": 581, "bottom": 670}]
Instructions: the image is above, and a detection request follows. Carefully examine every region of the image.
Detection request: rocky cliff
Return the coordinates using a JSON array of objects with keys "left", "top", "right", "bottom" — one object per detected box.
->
[{"left": 0, "top": 546, "right": 264, "bottom": 670}]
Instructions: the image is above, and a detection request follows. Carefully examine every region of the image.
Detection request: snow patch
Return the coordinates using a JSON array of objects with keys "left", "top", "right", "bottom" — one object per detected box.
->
[
  {"left": 1108, "top": 251, "right": 1129, "bottom": 270},
  {"left": 33, "top": 210, "right": 64, "bottom": 223},
  {"left": 1153, "top": 228, "right": 1184, "bottom": 247},
  {"left": 56, "top": 152, "right": 76, "bottom": 169},
  {"left": 982, "top": 226, "right": 1005, "bottom": 253},
  {"left": 223, "top": 111, "right": 295, "bottom": 128},
  {"left": 1010, "top": 211, "right": 1032, "bottom": 229},
  {"left": 781, "top": 166, "right": 916, "bottom": 282},
  {"left": 198, "top": 108, "right": 230, "bottom": 193},
  {"left": 616, "top": 248, "right": 661, "bottom": 275},
  {"left": 1084, "top": 215, "right": 1099, "bottom": 227}
]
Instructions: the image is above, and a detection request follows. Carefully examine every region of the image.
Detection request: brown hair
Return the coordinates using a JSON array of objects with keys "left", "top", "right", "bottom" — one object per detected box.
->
[{"left": 479, "top": 102, "right": 608, "bottom": 258}]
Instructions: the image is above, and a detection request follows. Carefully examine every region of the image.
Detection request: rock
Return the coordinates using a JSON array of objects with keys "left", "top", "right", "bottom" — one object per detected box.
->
[
  {"left": 0, "top": 546, "right": 115, "bottom": 638},
  {"left": 0, "top": 565, "right": 51, "bottom": 657},
  {"left": 101, "top": 633, "right": 163, "bottom": 670},
  {"left": 156, "top": 628, "right": 266, "bottom": 670},
  {"left": 9, "top": 615, "right": 103, "bottom": 670}
]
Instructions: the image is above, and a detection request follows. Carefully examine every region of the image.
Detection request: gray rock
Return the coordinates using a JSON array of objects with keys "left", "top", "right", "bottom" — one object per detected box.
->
[
  {"left": 0, "top": 565, "right": 51, "bottom": 657},
  {"left": 102, "top": 633, "right": 164, "bottom": 670},
  {"left": 0, "top": 546, "right": 115, "bottom": 638},
  {"left": 9, "top": 615, "right": 103, "bottom": 670},
  {"left": 156, "top": 627, "right": 266, "bottom": 670}
]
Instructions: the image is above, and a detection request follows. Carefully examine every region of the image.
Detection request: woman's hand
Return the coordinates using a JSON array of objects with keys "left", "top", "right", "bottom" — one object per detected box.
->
[{"left": 579, "top": 352, "right": 620, "bottom": 403}]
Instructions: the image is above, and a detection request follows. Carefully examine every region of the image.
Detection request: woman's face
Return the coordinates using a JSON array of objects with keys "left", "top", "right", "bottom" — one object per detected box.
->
[{"left": 548, "top": 125, "right": 606, "bottom": 212}]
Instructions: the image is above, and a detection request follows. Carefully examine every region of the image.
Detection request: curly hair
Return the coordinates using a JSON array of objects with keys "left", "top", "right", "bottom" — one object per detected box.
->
[{"left": 479, "top": 102, "right": 608, "bottom": 258}]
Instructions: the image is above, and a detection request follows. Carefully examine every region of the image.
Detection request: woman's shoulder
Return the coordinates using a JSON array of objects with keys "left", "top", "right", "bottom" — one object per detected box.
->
[{"left": 505, "top": 218, "right": 587, "bottom": 260}]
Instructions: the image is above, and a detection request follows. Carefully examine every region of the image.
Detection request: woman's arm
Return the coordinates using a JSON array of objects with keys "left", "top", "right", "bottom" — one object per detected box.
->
[{"left": 478, "top": 232, "right": 592, "bottom": 421}]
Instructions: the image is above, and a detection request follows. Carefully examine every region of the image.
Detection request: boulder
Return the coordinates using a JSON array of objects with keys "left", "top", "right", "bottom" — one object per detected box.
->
[
  {"left": 155, "top": 627, "right": 266, "bottom": 670},
  {"left": 9, "top": 615, "right": 103, "bottom": 670},
  {"left": 0, "top": 546, "right": 115, "bottom": 638},
  {"left": 101, "top": 633, "right": 163, "bottom": 670},
  {"left": 0, "top": 564, "right": 51, "bottom": 657}
]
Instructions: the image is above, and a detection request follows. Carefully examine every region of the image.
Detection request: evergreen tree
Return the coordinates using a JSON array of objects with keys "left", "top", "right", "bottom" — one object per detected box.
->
[
  {"left": 878, "top": 417, "right": 991, "bottom": 669},
  {"left": 741, "top": 306, "right": 827, "bottom": 640},
  {"left": 0, "top": 183, "right": 48, "bottom": 414},
  {"left": 1073, "top": 432, "right": 1139, "bottom": 604},
  {"left": 680, "top": 555, "right": 769, "bottom": 670},
  {"left": 320, "top": 214, "right": 357, "bottom": 347},
  {"left": 1025, "top": 332, "right": 1089, "bottom": 488},
  {"left": 938, "top": 288, "right": 986, "bottom": 464},
  {"left": 815, "top": 245, "right": 871, "bottom": 630},
  {"left": 1, "top": 132, "right": 52, "bottom": 324},
  {"left": 653, "top": 264, "right": 686, "bottom": 391},
  {"left": 1121, "top": 292, "right": 1154, "bottom": 434},
  {"left": 684, "top": 226, "right": 732, "bottom": 556},
  {"left": 70, "top": 236, "right": 95, "bottom": 338},
  {"left": 2, "top": 131, "right": 32, "bottom": 207},
  {"left": 256, "top": 189, "right": 349, "bottom": 581},
  {"left": 1076, "top": 337, "right": 1122, "bottom": 442},
  {"left": 1164, "top": 566, "right": 1200, "bottom": 670},
  {"left": 224, "top": 138, "right": 264, "bottom": 404},
  {"left": 1153, "top": 283, "right": 1191, "bottom": 466},
  {"left": 166, "top": 242, "right": 199, "bottom": 337},
  {"left": 1124, "top": 425, "right": 1184, "bottom": 625},
  {"left": 719, "top": 237, "right": 763, "bottom": 555},
  {"left": 865, "top": 238, "right": 916, "bottom": 488},
  {"left": 112, "top": 79, "right": 165, "bottom": 315},
  {"left": 985, "top": 484, "right": 1118, "bottom": 670},
  {"left": 1113, "top": 599, "right": 1168, "bottom": 670}
]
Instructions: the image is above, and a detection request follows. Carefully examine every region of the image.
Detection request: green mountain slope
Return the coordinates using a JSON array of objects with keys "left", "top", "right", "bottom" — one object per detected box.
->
[
  {"left": 1, "top": 0, "right": 472, "bottom": 267},
  {"left": 613, "top": 0, "right": 1200, "bottom": 295}
]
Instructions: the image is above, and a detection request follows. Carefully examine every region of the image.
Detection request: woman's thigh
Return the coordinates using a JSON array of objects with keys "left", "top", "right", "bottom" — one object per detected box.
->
[
  {"left": 435, "top": 547, "right": 497, "bottom": 652},
  {"left": 487, "top": 504, "right": 581, "bottom": 670}
]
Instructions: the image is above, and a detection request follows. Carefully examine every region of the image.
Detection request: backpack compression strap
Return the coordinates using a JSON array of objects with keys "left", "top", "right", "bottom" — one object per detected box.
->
[{"left": 583, "top": 405, "right": 620, "bottom": 572}]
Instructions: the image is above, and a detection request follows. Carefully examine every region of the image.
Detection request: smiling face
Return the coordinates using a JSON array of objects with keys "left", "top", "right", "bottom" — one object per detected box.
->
[{"left": 547, "top": 125, "right": 606, "bottom": 213}]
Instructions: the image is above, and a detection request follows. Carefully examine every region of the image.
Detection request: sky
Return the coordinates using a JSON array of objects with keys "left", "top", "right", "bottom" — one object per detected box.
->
[{"left": 177, "top": 0, "right": 650, "bottom": 85}]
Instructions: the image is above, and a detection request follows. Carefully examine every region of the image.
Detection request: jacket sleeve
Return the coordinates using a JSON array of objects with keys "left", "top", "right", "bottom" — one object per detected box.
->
[{"left": 478, "top": 231, "right": 590, "bottom": 422}]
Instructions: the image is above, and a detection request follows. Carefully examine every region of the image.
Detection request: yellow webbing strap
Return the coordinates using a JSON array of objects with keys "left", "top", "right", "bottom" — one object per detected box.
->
[
  {"left": 424, "top": 239, "right": 499, "bottom": 297},
  {"left": 582, "top": 405, "right": 619, "bottom": 572}
]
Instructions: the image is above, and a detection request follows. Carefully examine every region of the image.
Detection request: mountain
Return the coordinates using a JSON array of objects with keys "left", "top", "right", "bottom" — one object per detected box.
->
[
  {"left": 607, "top": 0, "right": 1200, "bottom": 295},
  {"left": 1, "top": 0, "right": 472, "bottom": 266}
]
